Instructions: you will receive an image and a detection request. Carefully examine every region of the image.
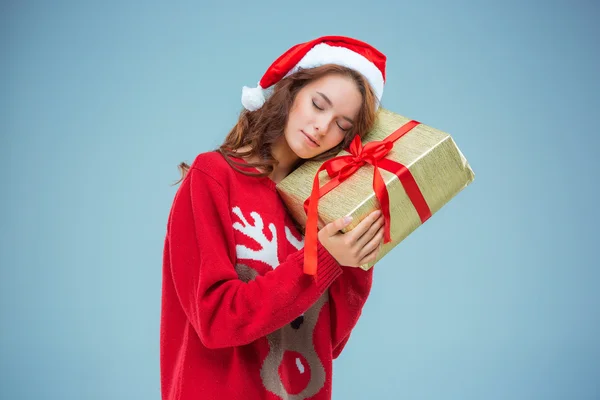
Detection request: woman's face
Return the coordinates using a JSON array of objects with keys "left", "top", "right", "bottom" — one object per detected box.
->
[{"left": 284, "top": 73, "right": 362, "bottom": 159}]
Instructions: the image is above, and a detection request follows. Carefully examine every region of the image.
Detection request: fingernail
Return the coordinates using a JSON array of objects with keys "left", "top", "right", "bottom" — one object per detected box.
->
[{"left": 344, "top": 216, "right": 353, "bottom": 223}]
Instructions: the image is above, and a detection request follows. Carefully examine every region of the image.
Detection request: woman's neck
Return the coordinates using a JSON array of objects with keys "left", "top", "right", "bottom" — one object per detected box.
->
[
  {"left": 232, "top": 137, "right": 300, "bottom": 185},
  {"left": 269, "top": 138, "right": 300, "bottom": 184}
]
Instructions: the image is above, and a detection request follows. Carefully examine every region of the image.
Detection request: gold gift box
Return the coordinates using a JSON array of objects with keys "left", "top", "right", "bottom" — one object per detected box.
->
[{"left": 276, "top": 108, "right": 475, "bottom": 270}]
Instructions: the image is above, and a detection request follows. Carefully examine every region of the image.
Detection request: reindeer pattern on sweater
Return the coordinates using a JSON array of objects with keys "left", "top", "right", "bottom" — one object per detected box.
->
[
  {"left": 160, "top": 152, "right": 373, "bottom": 400},
  {"left": 232, "top": 205, "right": 329, "bottom": 399}
]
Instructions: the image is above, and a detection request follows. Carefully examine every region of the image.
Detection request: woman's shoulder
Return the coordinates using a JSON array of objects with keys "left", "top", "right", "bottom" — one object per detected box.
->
[
  {"left": 188, "top": 150, "right": 232, "bottom": 177},
  {"left": 180, "top": 151, "right": 229, "bottom": 189},
  {"left": 187, "top": 149, "right": 270, "bottom": 193},
  {"left": 191, "top": 150, "right": 262, "bottom": 177},
  {"left": 188, "top": 150, "right": 258, "bottom": 187}
]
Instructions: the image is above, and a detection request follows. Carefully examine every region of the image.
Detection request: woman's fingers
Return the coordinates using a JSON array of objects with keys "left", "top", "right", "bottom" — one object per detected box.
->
[
  {"left": 355, "top": 215, "right": 384, "bottom": 250},
  {"left": 347, "top": 210, "right": 381, "bottom": 243},
  {"left": 322, "top": 215, "right": 353, "bottom": 237},
  {"left": 358, "top": 225, "right": 384, "bottom": 261},
  {"left": 318, "top": 209, "right": 386, "bottom": 268},
  {"left": 358, "top": 236, "right": 383, "bottom": 266}
]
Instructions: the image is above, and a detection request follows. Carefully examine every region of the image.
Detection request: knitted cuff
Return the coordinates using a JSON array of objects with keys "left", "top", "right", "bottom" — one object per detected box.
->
[{"left": 313, "top": 241, "right": 343, "bottom": 292}]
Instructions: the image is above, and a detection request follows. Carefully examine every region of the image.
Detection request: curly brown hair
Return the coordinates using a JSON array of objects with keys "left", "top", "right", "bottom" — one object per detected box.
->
[{"left": 173, "top": 64, "right": 379, "bottom": 185}]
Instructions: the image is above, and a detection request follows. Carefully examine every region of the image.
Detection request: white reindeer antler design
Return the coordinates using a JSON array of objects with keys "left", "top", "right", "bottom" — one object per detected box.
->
[
  {"left": 232, "top": 207, "right": 280, "bottom": 269},
  {"left": 285, "top": 226, "right": 304, "bottom": 250},
  {"left": 232, "top": 207, "right": 305, "bottom": 270}
]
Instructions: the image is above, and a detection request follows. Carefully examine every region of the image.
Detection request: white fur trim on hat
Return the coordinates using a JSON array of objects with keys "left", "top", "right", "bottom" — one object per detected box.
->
[{"left": 284, "top": 43, "right": 385, "bottom": 105}]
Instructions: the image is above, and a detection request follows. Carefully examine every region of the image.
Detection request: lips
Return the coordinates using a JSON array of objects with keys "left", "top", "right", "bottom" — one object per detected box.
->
[{"left": 302, "top": 131, "right": 320, "bottom": 146}]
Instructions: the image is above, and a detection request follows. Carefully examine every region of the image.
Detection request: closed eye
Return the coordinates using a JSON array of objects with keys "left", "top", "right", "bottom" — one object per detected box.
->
[
  {"left": 313, "top": 99, "right": 351, "bottom": 132},
  {"left": 337, "top": 123, "right": 351, "bottom": 132}
]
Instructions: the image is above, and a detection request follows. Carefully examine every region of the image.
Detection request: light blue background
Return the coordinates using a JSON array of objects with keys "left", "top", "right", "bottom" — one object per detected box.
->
[{"left": 2, "top": 1, "right": 598, "bottom": 399}]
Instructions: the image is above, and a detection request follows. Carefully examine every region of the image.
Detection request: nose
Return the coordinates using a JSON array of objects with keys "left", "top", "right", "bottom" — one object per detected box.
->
[{"left": 313, "top": 115, "right": 329, "bottom": 137}]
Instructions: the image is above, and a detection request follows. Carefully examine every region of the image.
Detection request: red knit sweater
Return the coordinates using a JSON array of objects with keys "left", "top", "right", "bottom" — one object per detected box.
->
[{"left": 160, "top": 151, "right": 374, "bottom": 400}]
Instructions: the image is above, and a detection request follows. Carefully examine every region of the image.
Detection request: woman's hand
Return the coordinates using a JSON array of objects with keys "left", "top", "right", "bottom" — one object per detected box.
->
[{"left": 317, "top": 210, "right": 385, "bottom": 267}]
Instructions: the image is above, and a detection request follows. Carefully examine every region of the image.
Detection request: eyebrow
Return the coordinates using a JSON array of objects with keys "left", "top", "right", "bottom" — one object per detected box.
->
[{"left": 316, "top": 91, "right": 355, "bottom": 124}]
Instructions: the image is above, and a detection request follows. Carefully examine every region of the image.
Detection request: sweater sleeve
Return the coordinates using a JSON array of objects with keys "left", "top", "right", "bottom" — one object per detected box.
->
[
  {"left": 328, "top": 266, "right": 374, "bottom": 359},
  {"left": 167, "top": 167, "right": 343, "bottom": 349}
]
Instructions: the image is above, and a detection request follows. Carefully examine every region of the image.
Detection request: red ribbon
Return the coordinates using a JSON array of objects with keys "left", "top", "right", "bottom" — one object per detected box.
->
[{"left": 303, "top": 120, "right": 432, "bottom": 277}]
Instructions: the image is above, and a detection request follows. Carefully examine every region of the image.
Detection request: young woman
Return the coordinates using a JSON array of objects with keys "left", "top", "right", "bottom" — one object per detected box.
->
[{"left": 161, "top": 36, "right": 388, "bottom": 400}]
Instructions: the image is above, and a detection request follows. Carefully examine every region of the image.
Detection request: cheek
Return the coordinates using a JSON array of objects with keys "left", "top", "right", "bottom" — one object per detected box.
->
[
  {"left": 296, "top": 102, "right": 312, "bottom": 122},
  {"left": 295, "top": 94, "right": 316, "bottom": 120},
  {"left": 324, "top": 131, "right": 347, "bottom": 150},
  {"left": 286, "top": 102, "right": 303, "bottom": 131}
]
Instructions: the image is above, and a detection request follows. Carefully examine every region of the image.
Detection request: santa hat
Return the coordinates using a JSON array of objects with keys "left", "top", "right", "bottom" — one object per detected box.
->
[{"left": 241, "top": 35, "right": 387, "bottom": 112}]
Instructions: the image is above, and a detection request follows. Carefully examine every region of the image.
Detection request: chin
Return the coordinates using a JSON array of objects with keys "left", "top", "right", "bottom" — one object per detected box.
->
[
  {"left": 292, "top": 147, "right": 315, "bottom": 160},
  {"left": 285, "top": 137, "right": 315, "bottom": 159}
]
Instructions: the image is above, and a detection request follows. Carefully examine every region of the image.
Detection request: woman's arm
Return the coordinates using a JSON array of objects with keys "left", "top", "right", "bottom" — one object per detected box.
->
[{"left": 166, "top": 167, "right": 343, "bottom": 349}]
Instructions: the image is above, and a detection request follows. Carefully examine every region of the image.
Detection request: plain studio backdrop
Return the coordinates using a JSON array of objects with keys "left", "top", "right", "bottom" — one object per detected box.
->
[{"left": 1, "top": 1, "right": 598, "bottom": 399}]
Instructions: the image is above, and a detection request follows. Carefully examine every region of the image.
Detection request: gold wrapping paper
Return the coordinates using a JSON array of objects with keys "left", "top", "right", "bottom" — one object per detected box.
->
[{"left": 276, "top": 108, "right": 475, "bottom": 270}]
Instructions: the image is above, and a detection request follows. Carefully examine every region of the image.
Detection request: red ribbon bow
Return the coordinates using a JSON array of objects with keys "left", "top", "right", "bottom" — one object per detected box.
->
[{"left": 303, "top": 120, "right": 432, "bottom": 277}]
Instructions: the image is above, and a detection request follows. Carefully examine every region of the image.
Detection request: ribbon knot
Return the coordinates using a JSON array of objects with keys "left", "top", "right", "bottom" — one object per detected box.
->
[{"left": 325, "top": 135, "right": 393, "bottom": 181}]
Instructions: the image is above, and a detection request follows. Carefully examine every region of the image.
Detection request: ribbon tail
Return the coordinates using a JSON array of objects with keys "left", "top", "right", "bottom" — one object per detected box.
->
[
  {"left": 304, "top": 178, "right": 320, "bottom": 276},
  {"left": 304, "top": 163, "right": 334, "bottom": 277},
  {"left": 373, "top": 166, "right": 392, "bottom": 243}
]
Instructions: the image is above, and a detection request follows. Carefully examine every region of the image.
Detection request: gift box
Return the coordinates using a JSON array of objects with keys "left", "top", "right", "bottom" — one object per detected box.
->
[{"left": 276, "top": 108, "right": 475, "bottom": 274}]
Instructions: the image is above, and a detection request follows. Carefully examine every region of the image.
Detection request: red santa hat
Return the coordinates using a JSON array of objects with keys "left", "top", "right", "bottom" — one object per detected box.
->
[{"left": 241, "top": 35, "right": 387, "bottom": 111}]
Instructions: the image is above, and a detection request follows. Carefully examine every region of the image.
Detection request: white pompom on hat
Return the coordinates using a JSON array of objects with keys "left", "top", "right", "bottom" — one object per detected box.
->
[{"left": 241, "top": 35, "right": 387, "bottom": 112}]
